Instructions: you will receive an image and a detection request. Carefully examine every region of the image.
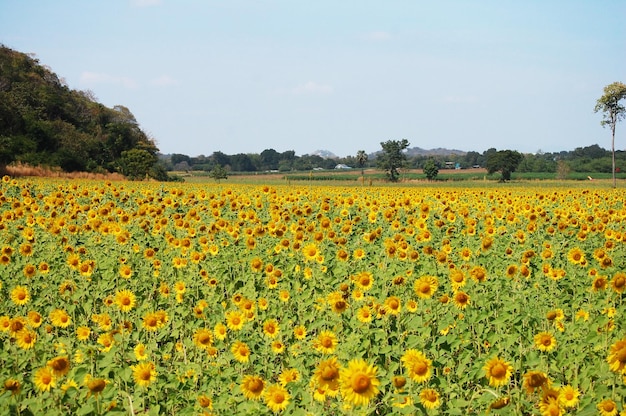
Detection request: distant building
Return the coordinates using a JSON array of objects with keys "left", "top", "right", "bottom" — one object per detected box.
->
[{"left": 334, "top": 164, "right": 352, "bottom": 169}]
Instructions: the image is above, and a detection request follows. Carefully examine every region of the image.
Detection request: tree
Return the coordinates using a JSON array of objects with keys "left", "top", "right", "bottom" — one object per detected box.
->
[
  {"left": 377, "top": 139, "right": 410, "bottom": 182},
  {"left": 118, "top": 148, "right": 158, "bottom": 180},
  {"left": 485, "top": 150, "right": 523, "bottom": 182},
  {"left": 209, "top": 165, "right": 228, "bottom": 183},
  {"left": 356, "top": 150, "right": 368, "bottom": 177},
  {"left": 423, "top": 158, "right": 439, "bottom": 180},
  {"left": 594, "top": 81, "right": 626, "bottom": 187}
]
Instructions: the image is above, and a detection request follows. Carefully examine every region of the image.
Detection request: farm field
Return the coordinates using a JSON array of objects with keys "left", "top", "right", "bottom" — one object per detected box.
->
[{"left": 1, "top": 175, "right": 625, "bottom": 415}]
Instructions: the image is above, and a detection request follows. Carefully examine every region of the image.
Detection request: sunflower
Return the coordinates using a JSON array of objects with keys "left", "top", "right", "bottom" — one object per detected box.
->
[
  {"left": 241, "top": 375, "right": 265, "bottom": 400},
  {"left": 314, "top": 357, "right": 341, "bottom": 390},
  {"left": 597, "top": 398, "right": 618, "bottom": 416},
  {"left": 384, "top": 296, "right": 402, "bottom": 315},
  {"left": 3, "top": 378, "right": 21, "bottom": 396},
  {"left": 353, "top": 248, "right": 365, "bottom": 260},
  {"left": 226, "top": 310, "right": 245, "bottom": 331},
  {"left": 27, "top": 310, "right": 42, "bottom": 328},
  {"left": 278, "top": 368, "right": 300, "bottom": 386},
  {"left": 302, "top": 243, "right": 319, "bottom": 262},
  {"left": 33, "top": 367, "right": 55, "bottom": 392},
  {"left": 197, "top": 394, "right": 213, "bottom": 409},
  {"left": 193, "top": 328, "right": 214, "bottom": 350},
  {"left": 449, "top": 269, "right": 466, "bottom": 290},
  {"left": 15, "top": 328, "right": 37, "bottom": 350},
  {"left": 534, "top": 332, "right": 557, "bottom": 352},
  {"left": 271, "top": 340, "right": 285, "bottom": 354},
  {"left": 263, "top": 319, "right": 280, "bottom": 338},
  {"left": 97, "top": 333, "right": 115, "bottom": 352},
  {"left": 567, "top": 247, "right": 586, "bottom": 265},
  {"left": 85, "top": 375, "right": 107, "bottom": 398},
  {"left": 522, "top": 370, "right": 549, "bottom": 394},
  {"left": 354, "top": 271, "right": 374, "bottom": 291},
  {"left": 414, "top": 275, "right": 438, "bottom": 299},
  {"left": 357, "top": 306, "right": 373, "bottom": 323},
  {"left": 339, "top": 359, "right": 379, "bottom": 406},
  {"left": 483, "top": 356, "right": 513, "bottom": 387},
  {"left": 231, "top": 341, "right": 251, "bottom": 363},
  {"left": 264, "top": 384, "right": 290, "bottom": 413},
  {"left": 114, "top": 289, "right": 136, "bottom": 312},
  {"left": 453, "top": 291, "right": 471, "bottom": 309},
  {"left": 47, "top": 356, "right": 70, "bottom": 378},
  {"left": 10, "top": 285, "right": 30, "bottom": 306},
  {"left": 132, "top": 362, "right": 157, "bottom": 388},
  {"left": 293, "top": 325, "right": 307, "bottom": 340},
  {"left": 559, "top": 385, "right": 580, "bottom": 409},
  {"left": 9, "top": 317, "right": 26, "bottom": 335},
  {"left": 313, "top": 330, "right": 338, "bottom": 354},
  {"left": 49, "top": 309, "right": 71, "bottom": 328},
  {"left": 134, "top": 343, "right": 148, "bottom": 361},
  {"left": 610, "top": 272, "right": 626, "bottom": 293},
  {"left": 607, "top": 337, "right": 626, "bottom": 374},
  {"left": 419, "top": 388, "right": 441, "bottom": 410},
  {"left": 0, "top": 316, "right": 10, "bottom": 332},
  {"left": 401, "top": 349, "right": 432, "bottom": 383},
  {"left": 592, "top": 275, "right": 608, "bottom": 291}
]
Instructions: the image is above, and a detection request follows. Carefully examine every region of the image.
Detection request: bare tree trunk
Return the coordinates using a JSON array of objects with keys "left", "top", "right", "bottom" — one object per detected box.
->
[{"left": 612, "top": 123, "right": 616, "bottom": 188}]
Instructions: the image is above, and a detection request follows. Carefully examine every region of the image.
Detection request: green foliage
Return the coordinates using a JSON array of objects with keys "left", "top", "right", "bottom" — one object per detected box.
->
[
  {"left": 377, "top": 139, "right": 410, "bottom": 182},
  {"left": 485, "top": 150, "right": 523, "bottom": 182},
  {"left": 209, "top": 165, "right": 228, "bottom": 182},
  {"left": 0, "top": 45, "right": 162, "bottom": 179},
  {"left": 423, "top": 158, "right": 439, "bottom": 180}
]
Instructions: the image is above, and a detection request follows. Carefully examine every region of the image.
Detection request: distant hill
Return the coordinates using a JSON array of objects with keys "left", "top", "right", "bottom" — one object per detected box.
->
[
  {"left": 0, "top": 45, "right": 168, "bottom": 179},
  {"left": 309, "top": 149, "right": 338, "bottom": 159},
  {"left": 405, "top": 147, "right": 467, "bottom": 157}
]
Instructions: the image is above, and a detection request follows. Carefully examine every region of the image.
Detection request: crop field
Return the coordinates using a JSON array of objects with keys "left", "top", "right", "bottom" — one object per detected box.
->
[{"left": 1, "top": 175, "right": 625, "bottom": 415}]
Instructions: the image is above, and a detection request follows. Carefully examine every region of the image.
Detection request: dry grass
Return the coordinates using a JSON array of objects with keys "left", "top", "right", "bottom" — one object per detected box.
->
[{"left": 2, "top": 162, "right": 126, "bottom": 180}]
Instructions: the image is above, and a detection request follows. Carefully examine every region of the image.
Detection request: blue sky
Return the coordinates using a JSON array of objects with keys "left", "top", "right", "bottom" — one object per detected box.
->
[{"left": 2, "top": 0, "right": 625, "bottom": 158}]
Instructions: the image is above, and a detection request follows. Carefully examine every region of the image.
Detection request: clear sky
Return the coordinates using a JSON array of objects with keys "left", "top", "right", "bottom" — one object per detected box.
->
[{"left": 2, "top": 0, "right": 625, "bottom": 158}]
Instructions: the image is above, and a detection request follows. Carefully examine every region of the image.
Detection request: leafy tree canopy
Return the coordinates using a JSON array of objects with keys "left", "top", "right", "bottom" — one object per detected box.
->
[
  {"left": 485, "top": 150, "right": 523, "bottom": 182},
  {"left": 377, "top": 139, "right": 410, "bottom": 182}
]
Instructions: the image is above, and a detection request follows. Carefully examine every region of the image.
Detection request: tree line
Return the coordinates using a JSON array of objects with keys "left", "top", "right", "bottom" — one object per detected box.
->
[{"left": 0, "top": 45, "right": 168, "bottom": 180}]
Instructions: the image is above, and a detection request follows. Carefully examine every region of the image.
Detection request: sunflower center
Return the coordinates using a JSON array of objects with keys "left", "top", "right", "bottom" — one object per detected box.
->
[
  {"left": 273, "top": 391, "right": 285, "bottom": 404},
  {"left": 413, "top": 361, "right": 428, "bottom": 376},
  {"left": 321, "top": 366, "right": 338, "bottom": 381},
  {"left": 249, "top": 379, "right": 263, "bottom": 393},
  {"left": 239, "top": 346, "right": 248, "bottom": 356},
  {"left": 42, "top": 374, "right": 52, "bottom": 385},
  {"left": 491, "top": 363, "right": 506, "bottom": 378},
  {"left": 542, "top": 337, "right": 552, "bottom": 346},
  {"left": 198, "top": 334, "right": 211, "bottom": 345},
  {"left": 351, "top": 373, "right": 371, "bottom": 393},
  {"left": 419, "top": 283, "right": 431, "bottom": 294},
  {"left": 615, "top": 276, "right": 625, "bottom": 288},
  {"left": 389, "top": 299, "right": 399, "bottom": 309},
  {"left": 321, "top": 337, "right": 333, "bottom": 348},
  {"left": 601, "top": 401, "right": 615, "bottom": 411},
  {"left": 615, "top": 346, "right": 626, "bottom": 362}
]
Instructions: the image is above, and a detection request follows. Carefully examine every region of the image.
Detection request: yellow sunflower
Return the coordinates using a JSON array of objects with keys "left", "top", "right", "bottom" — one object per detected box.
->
[
  {"left": 597, "top": 398, "right": 618, "bottom": 416},
  {"left": 264, "top": 384, "right": 290, "bottom": 413},
  {"left": 293, "top": 325, "right": 307, "bottom": 340},
  {"left": 384, "top": 296, "right": 402, "bottom": 315},
  {"left": 10, "top": 285, "right": 30, "bottom": 306},
  {"left": 453, "top": 291, "right": 471, "bottom": 309},
  {"left": 401, "top": 349, "right": 432, "bottom": 383},
  {"left": 534, "top": 332, "right": 557, "bottom": 352},
  {"left": 522, "top": 370, "right": 549, "bottom": 394},
  {"left": 419, "top": 388, "right": 441, "bottom": 410},
  {"left": 33, "top": 367, "right": 55, "bottom": 392},
  {"left": 607, "top": 337, "right": 626, "bottom": 374},
  {"left": 483, "top": 356, "right": 513, "bottom": 387},
  {"left": 114, "top": 289, "right": 136, "bottom": 312},
  {"left": 610, "top": 272, "right": 626, "bottom": 293},
  {"left": 193, "top": 328, "right": 214, "bottom": 350},
  {"left": 85, "top": 375, "right": 107, "bottom": 398},
  {"left": 47, "top": 356, "right": 70, "bottom": 378},
  {"left": 278, "top": 368, "right": 300, "bottom": 386},
  {"left": 49, "top": 309, "right": 71, "bottom": 328},
  {"left": 354, "top": 271, "right": 374, "bottom": 291},
  {"left": 313, "top": 357, "right": 341, "bottom": 391},
  {"left": 241, "top": 375, "right": 265, "bottom": 400},
  {"left": 231, "top": 340, "right": 251, "bottom": 363},
  {"left": 339, "top": 358, "right": 379, "bottom": 406},
  {"left": 3, "top": 378, "right": 21, "bottom": 396},
  {"left": 559, "top": 385, "right": 580, "bottom": 409},
  {"left": 262, "top": 319, "right": 280, "bottom": 338},
  {"left": 15, "top": 328, "right": 37, "bottom": 350},
  {"left": 414, "top": 275, "right": 438, "bottom": 299},
  {"left": 313, "top": 330, "right": 338, "bottom": 354},
  {"left": 225, "top": 310, "right": 245, "bottom": 331},
  {"left": 132, "top": 362, "right": 157, "bottom": 388}
]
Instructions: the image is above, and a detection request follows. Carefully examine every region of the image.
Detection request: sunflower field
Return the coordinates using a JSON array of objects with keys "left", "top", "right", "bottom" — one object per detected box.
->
[{"left": 1, "top": 175, "right": 625, "bottom": 416}]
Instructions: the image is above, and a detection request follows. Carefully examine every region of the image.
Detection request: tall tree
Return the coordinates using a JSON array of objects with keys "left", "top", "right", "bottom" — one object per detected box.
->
[
  {"left": 594, "top": 81, "right": 626, "bottom": 187},
  {"left": 485, "top": 150, "right": 523, "bottom": 182},
  {"left": 356, "top": 150, "right": 368, "bottom": 177},
  {"left": 377, "top": 139, "right": 410, "bottom": 182}
]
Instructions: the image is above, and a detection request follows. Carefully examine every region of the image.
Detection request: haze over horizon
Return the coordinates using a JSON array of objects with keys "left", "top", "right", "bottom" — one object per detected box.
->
[{"left": 2, "top": 1, "right": 624, "bottom": 158}]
